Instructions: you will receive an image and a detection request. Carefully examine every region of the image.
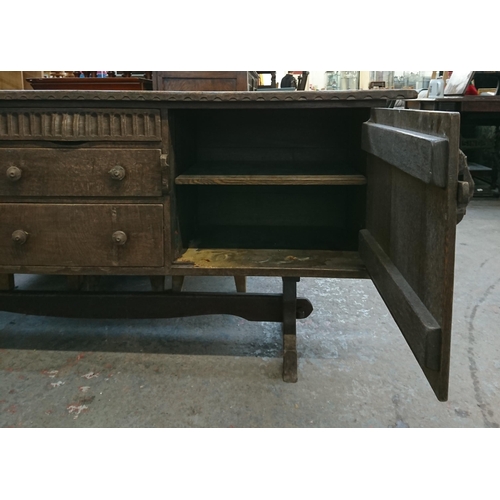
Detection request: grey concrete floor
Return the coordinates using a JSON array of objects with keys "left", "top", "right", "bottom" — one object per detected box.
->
[{"left": 0, "top": 199, "right": 499, "bottom": 428}]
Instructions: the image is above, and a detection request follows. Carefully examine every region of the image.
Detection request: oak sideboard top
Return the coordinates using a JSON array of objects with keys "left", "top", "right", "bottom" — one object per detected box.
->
[{"left": 0, "top": 89, "right": 417, "bottom": 107}]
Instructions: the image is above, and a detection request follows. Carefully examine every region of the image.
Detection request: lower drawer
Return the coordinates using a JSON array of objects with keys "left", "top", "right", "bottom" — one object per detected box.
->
[{"left": 0, "top": 203, "right": 164, "bottom": 267}]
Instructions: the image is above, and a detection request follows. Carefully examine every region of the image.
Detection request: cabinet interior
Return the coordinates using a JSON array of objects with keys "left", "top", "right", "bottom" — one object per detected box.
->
[{"left": 170, "top": 107, "right": 369, "bottom": 268}]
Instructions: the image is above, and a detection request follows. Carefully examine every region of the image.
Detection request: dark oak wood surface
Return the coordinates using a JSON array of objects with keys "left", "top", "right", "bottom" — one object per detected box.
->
[
  {"left": 406, "top": 96, "right": 500, "bottom": 113},
  {"left": 0, "top": 89, "right": 417, "bottom": 104},
  {"left": 0, "top": 148, "right": 162, "bottom": 197},
  {"left": 0, "top": 203, "right": 164, "bottom": 267},
  {"left": 175, "top": 162, "right": 366, "bottom": 185},
  {"left": 362, "top": 108, "right": 460, "bottom": 401},
  {"left": 406, "top": 96, "right": 500, "bottom": 194},
  {"left": 27, "top": 77, "right": 153, "bottom": 91},
  {"left": 0, "top": 108, "right": 162, "bottom": 141},
  {"left": 153, "top": 72, "right": 259, "bottom": 92},
  {"left": 0, "top": 89, "right": 468, "bottom": 396},
  {"left": 173, "top": 248, "right": 368, "bottom": 278}
]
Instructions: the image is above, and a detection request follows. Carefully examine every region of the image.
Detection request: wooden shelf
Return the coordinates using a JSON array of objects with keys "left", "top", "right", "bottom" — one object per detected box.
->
[
  {"left": 173, "top": 248, "right": 368, "bottom": 278},
  {"left": 175, "top": 162, "right": 366, "bottom": 186}
]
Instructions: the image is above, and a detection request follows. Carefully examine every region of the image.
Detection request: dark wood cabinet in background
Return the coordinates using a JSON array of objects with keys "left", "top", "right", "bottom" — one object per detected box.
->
[
  {"left": 407, "top": 96, "right": 500, "bottom": 196},
  {"left": 153, "top": 71, "right": 259, "bottom": 91},
  {"left": 0, "top": 89, "right": 471, "bottom": 400}
]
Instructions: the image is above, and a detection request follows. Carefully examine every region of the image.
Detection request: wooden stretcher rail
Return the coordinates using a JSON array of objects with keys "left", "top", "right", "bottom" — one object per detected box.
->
[{"left": 359, "top": 229, "right": 442, "bottom": 371}]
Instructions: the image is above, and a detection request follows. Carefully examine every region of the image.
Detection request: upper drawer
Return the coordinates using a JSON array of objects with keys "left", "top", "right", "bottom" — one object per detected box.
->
[
  {"left": 0, "top": 109, "right": 161, "bottom": 141},
  {"left": 0, "top": 148, "right": 163, "bottom": 197}
]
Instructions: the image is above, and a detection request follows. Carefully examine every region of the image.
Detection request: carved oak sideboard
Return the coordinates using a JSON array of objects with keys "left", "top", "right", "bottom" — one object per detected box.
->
[{"left": 0, "top": 90, "right": 472, "bottom": 401}]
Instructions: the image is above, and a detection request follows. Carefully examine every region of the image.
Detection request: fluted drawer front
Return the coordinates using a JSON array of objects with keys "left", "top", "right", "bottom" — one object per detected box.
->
[
  {"left": 0, "top": 148, "right": 163, "bottom": 197},
  {"left": 0, "top": 204, "right": 164, "bottom": 267},
  {"left": 0, "top": 109, "right": 161, "bottom": 141}
]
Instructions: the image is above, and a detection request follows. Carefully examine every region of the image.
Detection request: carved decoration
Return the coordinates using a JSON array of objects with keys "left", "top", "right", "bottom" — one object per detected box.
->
[
  {"left": 0, "top": 90, "right": 417, "bottom": 103},
  {"left": 0, "top": 108, "right": 161, "bottom": 141}
]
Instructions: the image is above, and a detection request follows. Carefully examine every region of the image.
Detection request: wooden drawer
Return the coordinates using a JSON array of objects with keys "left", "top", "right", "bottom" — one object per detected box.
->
[
  {"left": 0, "top": 148, "right": 163, "bottom": 197},
  {"left": 0, "top": 204, "right": 164, "bottom": 267},
  {"left": 0, "top": 108, "right": 161, "bottom": 141}
]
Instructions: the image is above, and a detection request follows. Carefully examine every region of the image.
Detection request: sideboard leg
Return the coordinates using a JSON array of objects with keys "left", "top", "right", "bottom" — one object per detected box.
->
[
  {"left": 172, "top": 275, "right": 185, "bottom": 292},
  {"left": 234, "top": 276, "right": 246, "bottom": 293},
  {"left": 0, "top": 274, "right": 15, "bottom": 290},
  {"left": 149, "top": 276, "right": 165, "bottom": 292},
  {"left": 282, "top": 277, "right": 299, "bottom": 383}
]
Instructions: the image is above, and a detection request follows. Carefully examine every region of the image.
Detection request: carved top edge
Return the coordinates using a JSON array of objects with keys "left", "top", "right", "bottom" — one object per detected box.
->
[{"left": 0, "top": 90, "right": 417, "bottom": 103}]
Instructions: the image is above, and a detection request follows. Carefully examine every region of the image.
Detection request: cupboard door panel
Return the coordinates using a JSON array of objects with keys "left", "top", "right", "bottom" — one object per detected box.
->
[{"left": 361, "top": 108, "right": 461, "bottom": 401}]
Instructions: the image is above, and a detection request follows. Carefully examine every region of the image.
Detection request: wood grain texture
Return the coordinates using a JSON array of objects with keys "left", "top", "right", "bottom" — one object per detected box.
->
[
  {"left": 173, "top": 248, "right": 367, "bottom": 278},
  {"left": 0, "top": 290, "right": 313, "bottom": 322},
  {"left": 154, "top": 72, "right": 257, "bottom": 91},
  {"left": 362, "top": 121, "right": 449, "bottom": 187},
  {"left": 0, "top": 108, "right": 161, "bottom": 141},
  {"left": 0, "top": 204, "right": 164, "bottom": 267},
  {"left": 175, "top": 162, "right": 366, "bottom": 185},
  {"left": 0, "top": 148, "right": 162, "bottom": 197},
  {"left": 27, "top": 78, "right": 153, "bottom": 91},
  {"left": 406, "top": 96, "right": 500, "bottom": 114},
  {"left": 359, "top": 229, "right": 441, "bottom": 370},
  {"left": 364, "top": 108, "right": 460, "bottom": 401},
  {"left": 171, "top": 275, "right": 185, "bottom": 292},
  {"left": 0, "top": 90, "right": 418, "bottom": 104},
  {"left": 282, "top": 277, "right": 299, "bottom": 383},
  {"left": 154, "top": 71, "right": 257, "bottom": 92},
  {"left": 0, "top": 94, "right": 464, "bottom": 397},
  {"left": 234, "top": 276, "right": 246, "bottom": 293}
]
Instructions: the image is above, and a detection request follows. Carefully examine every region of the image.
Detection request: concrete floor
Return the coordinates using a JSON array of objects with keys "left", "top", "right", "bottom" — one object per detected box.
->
[{"left": 0, "top": 199, "right": 499, "bottom": 428}]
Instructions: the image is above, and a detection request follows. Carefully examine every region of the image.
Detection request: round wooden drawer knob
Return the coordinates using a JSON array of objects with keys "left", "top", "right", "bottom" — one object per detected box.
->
[
  {"left": 12, "top": 230, "right": 28, "bottom": 245},
  {"left": 6, "top": 166, "right": 22, "bottom": 182},
  {"left": 109, "top": 166, "right": 126, "bottom": 181},
  {"left": 112, "top": 231, "right": 127, "bottom": 245}
]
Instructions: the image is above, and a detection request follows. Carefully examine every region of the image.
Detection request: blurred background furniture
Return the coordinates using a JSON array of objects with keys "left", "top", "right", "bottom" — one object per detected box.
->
[
  {"left": 406, "top": 94, "right": 500, "bottom": 197},
  {"left": 297, "top": 71, "right": 310, "bottom": 90},
  {"left": 257, "top": 71, "right": 277, "bottom": 89},
  {"left": 0, "top": 71, "right": 45, "bottom": 90},
  {"left": 153, "top": 71, "right": 259, "bottom": 91},
  {"left": 27, "top": 76, "right": 153, "bottom": 90}
]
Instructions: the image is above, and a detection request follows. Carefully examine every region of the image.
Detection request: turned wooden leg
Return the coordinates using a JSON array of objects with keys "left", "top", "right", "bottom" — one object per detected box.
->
[
  {"left": 67, "top": 275, "right": 84, "bottom": 291},
  {"left": 234, "top": 276, "right": 246, "bottom": 293},
  {"left": 149, "top": 276, "right": 165, "bottom": 292},
  {"left": 0, "top": 274, "right": 15, "bottom": 290},
  {"left": 282, "top": 277, "right": 299, "bottom": 383},
  {"left": 172, "top": 275, "right": 185, "bottom": 292}
]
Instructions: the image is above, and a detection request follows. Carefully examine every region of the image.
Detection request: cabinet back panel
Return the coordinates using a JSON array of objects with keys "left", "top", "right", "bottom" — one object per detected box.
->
[
  {"left": 197, "top": 185, "right": 346, "bottom": 226},
  {"left": 171, "top": 108, "right": 370, "bottom": 169},
  {"left": 176, "top": 185, "right": 364, "bottom": 251}
]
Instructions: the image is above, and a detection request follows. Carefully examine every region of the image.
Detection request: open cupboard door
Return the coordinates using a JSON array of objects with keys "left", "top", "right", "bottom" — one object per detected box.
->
[{"left": 360, "top": 108, "right": 467, "bottom": 401}]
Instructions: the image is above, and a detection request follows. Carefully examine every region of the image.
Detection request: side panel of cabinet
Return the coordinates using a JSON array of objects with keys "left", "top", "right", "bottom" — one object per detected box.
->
[{"left": 361, "top": 108, "right": 460, "bottom": 401}]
